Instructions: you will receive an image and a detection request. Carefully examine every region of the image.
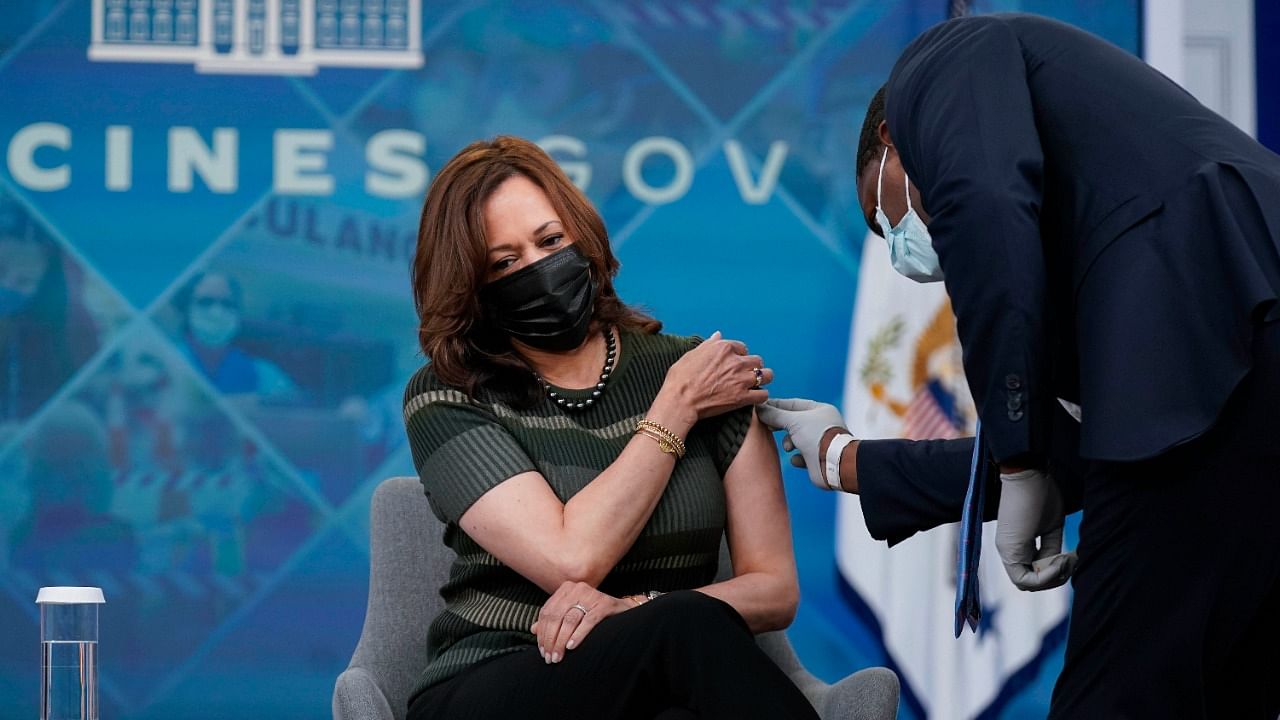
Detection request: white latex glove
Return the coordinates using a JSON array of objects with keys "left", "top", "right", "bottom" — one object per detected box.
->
[
  {"left": 995, "top": 469, "right": 1078, "bottom": 591},
  {"left": 756, "top": 398, "right": 849, "bottom": 490}
]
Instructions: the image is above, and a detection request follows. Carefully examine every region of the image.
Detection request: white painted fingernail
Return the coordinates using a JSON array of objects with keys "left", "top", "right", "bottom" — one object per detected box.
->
[
  {"left": 551, "top": 652, "right": 560, "bottom": 663},
  {"left": 566, "top": 640, "right": 576, "bottom": 650}
]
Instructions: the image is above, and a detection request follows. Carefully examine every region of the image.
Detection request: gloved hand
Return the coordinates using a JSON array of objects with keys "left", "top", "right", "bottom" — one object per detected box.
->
[
  {"left": 756, "top": 398, "right": 850, "bottom": 490},
  {"left": 995, "top": 468, "right": 1078, "bottom": 591}
]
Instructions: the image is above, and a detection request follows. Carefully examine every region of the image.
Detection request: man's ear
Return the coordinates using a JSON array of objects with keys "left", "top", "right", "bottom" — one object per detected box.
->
[{"left": 876, "top": 120, "right": 893, "bottom": 149}]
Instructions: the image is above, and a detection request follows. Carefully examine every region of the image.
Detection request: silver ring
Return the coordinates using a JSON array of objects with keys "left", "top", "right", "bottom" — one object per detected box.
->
[
  {"left": 752, "top": 367, "right": 764, "bottom": 389},
  {"left": 567, "top": 603, "right": 588, "bottom": 617}
]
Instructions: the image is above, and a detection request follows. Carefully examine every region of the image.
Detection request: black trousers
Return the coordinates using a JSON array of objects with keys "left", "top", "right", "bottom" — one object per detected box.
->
[
  {"left": 407, "top": 590, "right": 820, "bottom": 720},
  {"left": 1050, "top": 319, "right": 1280, "bottom": 719}
]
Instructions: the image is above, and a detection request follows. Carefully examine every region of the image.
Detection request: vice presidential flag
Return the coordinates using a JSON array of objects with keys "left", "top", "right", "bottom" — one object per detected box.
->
[{"left": 836, "top": 230, "right": 1071, "bottom": 719}]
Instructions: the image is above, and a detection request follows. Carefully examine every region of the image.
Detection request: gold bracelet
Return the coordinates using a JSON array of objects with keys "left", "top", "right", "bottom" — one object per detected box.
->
[
  {"left": 623, "top": 591, "right": 663, "bottom": 607},
  {"left": 636, "top": 420, "right": 687, "bottom": 457},
  {"left": 636, "top": 424, "right": 685, "bottom": 459},
  {"left": 637, "top": 426, "right": 683, "bottom": 459}
]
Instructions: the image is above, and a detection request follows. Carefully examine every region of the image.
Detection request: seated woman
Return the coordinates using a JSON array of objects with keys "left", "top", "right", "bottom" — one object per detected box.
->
[{"left": 403, "top": 136, "right": 817, "bottom": 720}]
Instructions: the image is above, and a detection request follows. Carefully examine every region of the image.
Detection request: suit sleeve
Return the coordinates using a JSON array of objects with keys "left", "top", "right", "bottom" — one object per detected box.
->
[
  {"left": 886, "top": 16, "right": 1049, "bottom": 464},
  {"left": 857, "top": 402, "right": 1087, "bottom": 547},
  {"left": 856, "top": 437, "right": 999, "bottom": 546}
]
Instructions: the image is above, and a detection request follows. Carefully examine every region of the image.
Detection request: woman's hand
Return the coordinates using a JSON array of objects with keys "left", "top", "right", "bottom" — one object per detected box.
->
[
  {"left": 660, "top": 331, "right": 773, "bottom": 421},
  {"left": 530, "top": 581, "right": 633, "bottom": 664}
]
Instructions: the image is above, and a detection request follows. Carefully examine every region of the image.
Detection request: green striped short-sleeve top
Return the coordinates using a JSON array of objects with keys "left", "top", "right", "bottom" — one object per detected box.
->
[{"left": 401, "top": 329, "right": 752, "bottom": 696}]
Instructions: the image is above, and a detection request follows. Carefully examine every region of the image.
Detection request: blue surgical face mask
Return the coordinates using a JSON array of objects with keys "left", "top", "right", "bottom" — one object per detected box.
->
[
  {"left": 189, "top": 303, "right": 240, "bottom": 348},
  {"left": 875, "top": 148, "right": 944, "bottom": 283}
]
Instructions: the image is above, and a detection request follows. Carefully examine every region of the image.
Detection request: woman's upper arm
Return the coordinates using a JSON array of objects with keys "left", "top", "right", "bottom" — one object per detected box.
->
[
  {"left": 722, "top": 409, "right": 797, "bottom": 578},
  {"left": 457, "top": 472, "right": 585, "bottom": 592},
  {"left": 404, "top": 394, "right": 575, "bottom": 592}
]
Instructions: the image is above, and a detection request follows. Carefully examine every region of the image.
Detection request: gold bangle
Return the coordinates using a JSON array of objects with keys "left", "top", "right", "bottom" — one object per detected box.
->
[
  {"left": 636, "top": 420, "right": 687, "bottom": 457},
  {"left": 636, "top": 424, "right": 685, "bottom": 459},
  {"left": 637, "top": 426, "right": 683, "bottom": 459}
]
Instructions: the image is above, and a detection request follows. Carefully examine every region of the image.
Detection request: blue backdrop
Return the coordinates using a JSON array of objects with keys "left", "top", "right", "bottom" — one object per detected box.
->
[{"left": 0, "top": 1, "right": 1137, "bottom": 717}]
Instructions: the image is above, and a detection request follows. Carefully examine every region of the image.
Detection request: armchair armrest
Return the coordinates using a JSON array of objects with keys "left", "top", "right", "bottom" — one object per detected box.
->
[{"left": 334, "top": 665, "right": 396, "bottom": 720}]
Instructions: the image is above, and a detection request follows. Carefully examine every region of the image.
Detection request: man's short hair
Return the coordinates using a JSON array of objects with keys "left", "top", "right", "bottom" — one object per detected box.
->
[{"left": 856, "top": 84, "right": 888, "bottom": 179}]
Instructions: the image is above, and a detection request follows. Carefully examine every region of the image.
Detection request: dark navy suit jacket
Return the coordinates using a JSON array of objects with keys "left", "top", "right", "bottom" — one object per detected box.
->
[{"left": 886, "top": 14, "right": 1280, "bottom": 464}]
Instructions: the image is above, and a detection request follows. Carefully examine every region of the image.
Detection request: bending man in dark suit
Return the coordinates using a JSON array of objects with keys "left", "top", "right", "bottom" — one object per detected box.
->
[{"left": 759, "top": 13, "right": 1280, "bottom": 719}]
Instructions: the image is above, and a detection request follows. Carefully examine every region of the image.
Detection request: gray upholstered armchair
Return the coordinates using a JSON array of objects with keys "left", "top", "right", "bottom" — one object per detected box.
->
[{"left": 333, "top": 477, "right": 900, "bottom": 720}]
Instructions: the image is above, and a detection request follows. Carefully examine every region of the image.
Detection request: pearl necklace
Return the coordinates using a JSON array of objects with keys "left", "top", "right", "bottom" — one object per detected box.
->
[{"left": 537, "top": 328, "right": 616, "bottom": 411}]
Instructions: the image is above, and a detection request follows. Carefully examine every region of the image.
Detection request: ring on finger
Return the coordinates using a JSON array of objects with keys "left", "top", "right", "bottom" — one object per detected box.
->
[
  {"left": 566, "top": 603, "right": 588, "bottom": 617},
  {"left": 752, "top": 366, "right": 764, "bottom": 389}
]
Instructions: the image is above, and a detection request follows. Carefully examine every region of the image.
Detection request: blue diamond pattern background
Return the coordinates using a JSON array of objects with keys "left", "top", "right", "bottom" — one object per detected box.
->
[{"left": 0, "top": 1, "right": 1137, "bottom": 717}]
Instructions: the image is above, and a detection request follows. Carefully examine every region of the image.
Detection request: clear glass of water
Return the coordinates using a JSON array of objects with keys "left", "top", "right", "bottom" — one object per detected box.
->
[{"left": 37, "top": 587, "right": 105, "bottom": 720}]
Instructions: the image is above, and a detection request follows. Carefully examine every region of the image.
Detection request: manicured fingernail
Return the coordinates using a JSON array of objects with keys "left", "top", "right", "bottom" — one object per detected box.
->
[
  {"left": 566, "top": 640, "right": 576, "bottom": 650},
  {"left": 551, "top": 653, "right": 560, "bottom": 663}
]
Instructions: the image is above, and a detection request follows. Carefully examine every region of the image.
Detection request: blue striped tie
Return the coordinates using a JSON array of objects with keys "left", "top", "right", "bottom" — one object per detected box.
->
[{"left": 954, "top": 421, "right": 986, "bottom": 637}]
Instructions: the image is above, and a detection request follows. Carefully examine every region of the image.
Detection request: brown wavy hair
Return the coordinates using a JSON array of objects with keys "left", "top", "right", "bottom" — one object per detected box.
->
[{"left": 411, "top": 135, "right": 661, "bottom": 404}]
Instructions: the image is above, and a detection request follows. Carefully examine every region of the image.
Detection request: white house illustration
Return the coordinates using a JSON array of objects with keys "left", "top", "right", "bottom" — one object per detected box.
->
[{"left": 89, "top": 0, "right": 423, "bottom": 75}]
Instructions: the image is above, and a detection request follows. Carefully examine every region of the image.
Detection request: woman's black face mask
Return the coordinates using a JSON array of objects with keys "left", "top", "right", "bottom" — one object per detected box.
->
[{"left": 479, "top": 244, "right": 596, "bottom": 352}]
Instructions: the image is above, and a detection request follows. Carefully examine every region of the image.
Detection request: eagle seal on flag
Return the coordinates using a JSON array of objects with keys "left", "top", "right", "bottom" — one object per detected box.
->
[{"left": 858, "top": 298, "right": 975, "bottom": 442}]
